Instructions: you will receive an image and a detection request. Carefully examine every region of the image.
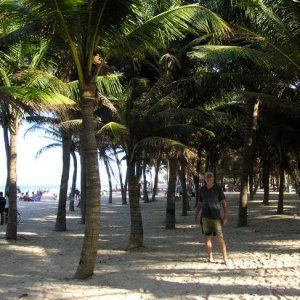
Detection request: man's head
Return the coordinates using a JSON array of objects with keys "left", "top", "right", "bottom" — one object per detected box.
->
[
  {"left": 204, "top": 171, "right": 214, "bottom": 186},
  {"left": 205, "top": 171, "right": 213, "bottom": 178}
]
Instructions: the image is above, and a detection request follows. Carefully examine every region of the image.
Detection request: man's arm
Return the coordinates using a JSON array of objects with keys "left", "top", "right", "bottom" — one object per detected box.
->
[
  {"left": 221, "top": 199, "right": 228, "bottom": 225},
  {"left": 194, "top": 201, "right": 202, "bottom": 224}
]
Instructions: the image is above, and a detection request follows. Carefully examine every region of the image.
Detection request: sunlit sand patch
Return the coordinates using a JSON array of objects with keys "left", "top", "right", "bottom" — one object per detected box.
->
[{"left": 2, "top": 244, "right": 52, "bottom": 258}]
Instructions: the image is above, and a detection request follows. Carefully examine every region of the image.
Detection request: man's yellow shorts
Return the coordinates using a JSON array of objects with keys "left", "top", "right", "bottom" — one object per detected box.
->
[{"left": 202, "top": 217, "right": 222, "bottom": 236}]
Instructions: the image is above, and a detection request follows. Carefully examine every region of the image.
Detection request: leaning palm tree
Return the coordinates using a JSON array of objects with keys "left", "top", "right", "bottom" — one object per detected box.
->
[
  {"left": 0, "top": 37, "right": 74, "bottom": 239},
  {"left": 97, "top": 139, "right": 119, "bottom": 204}
]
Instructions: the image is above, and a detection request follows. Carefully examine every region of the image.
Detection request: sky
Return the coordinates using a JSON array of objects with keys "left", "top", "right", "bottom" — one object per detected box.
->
[{"left": 0, "top": 122, "right": 120, "bottom": 191}]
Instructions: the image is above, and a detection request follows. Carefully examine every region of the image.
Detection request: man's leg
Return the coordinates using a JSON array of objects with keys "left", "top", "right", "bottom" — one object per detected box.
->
[
  {"left": 216, "top": 233, "right": 228, "bottom": 264},
  {"left": 204, "top": 234, "right": 214, "bottom": 262}
]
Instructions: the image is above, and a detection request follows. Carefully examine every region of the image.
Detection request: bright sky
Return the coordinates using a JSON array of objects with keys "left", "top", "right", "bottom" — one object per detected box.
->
[{"left": 0, "top": 122, "right": 119, "bottom": 190}]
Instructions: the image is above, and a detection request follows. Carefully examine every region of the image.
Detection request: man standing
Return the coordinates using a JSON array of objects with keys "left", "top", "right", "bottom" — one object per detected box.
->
[
  {"left": 195, "top": 172, "right": 228, "bottom": 265},
  {"left": 0, "top": 192, "right": 6, "bottom": 225}
]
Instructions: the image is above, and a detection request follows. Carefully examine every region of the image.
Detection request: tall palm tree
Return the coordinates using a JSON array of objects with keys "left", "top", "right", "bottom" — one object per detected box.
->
[{"left": 27, "top": 122, "right": 80, "bottom": 227}]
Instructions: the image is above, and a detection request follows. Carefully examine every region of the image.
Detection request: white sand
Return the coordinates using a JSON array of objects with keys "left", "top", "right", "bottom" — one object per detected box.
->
[{"left": 0, "top": 191, "right": 299, "bottom": 300}]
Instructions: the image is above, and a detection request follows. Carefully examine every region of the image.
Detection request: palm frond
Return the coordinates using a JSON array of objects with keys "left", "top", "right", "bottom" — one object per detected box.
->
[
  {"left": 99, "top": 95, "right": 117, "bottom": 114},
  {"left": 234, "top": 25, "right": 300, "bottom": 71},
  {"left": 24, "top": 124, "right": 61, "bottom": 141},
  {"left": 30, "top": 39, "right": 51, "bottom": 69},
  {"left": 151, "top": 107, "right": 207, "bottom": 124},
  {"left": 0, "top": 66, "right": 11, "bottom": 86},
  {"left": 243, "top": 91, "right": 300, "bottom": 122},
  {"left": 35, "top": 143, "right": 62, "bottom": 159},
  {"left": 97, "top": 122, "right": 129, "bottom": 140},
  {"left": 203, "top": 96, "right": 244, "bottom": 111},
  {"left": 144, "top": 73, "right": 172, "bottom": 105},
  {"left": 14, "top": 70, "right": 70, "bottom": 96},
  {"left": 232, "top": 0, "right": 295, "bottom": 41},
  {"left": 0, "top": 86, "right": 76, "bottom": 112},
  {"left": 61, "top": 119, "right": 82, "bottom": 132},
  {"left": 133, "top": 136, "right": 197, "bottom": 160},
  {"left": 68, "top": 80, "right": 80, "bottom": 102},
  {"left": 96, "top": 73, "right": 124, "bottom": 97},
  {"left": 188, "top": 45, "right": 273, "bottom": 68},
  {"left": 115, "top": 4, "right": 231, "bottom": 58},
  {"left": 146, "top": 94, "right": 179, "bottom": 115},
  {"left": 153, "top": 124, "right": 215, "bottom": 139},
  {"left": 0, "top": 2, "right": 36, "bottom": 43}
]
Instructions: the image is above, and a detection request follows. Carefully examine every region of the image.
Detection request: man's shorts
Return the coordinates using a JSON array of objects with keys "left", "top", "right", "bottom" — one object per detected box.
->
[{"left": 202, "top": 217, "right": 222, "bottom": 236}]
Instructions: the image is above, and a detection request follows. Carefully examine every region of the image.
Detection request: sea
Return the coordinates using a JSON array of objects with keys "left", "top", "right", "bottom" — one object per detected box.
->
[
  {"left": 0, "top": 185, "right": 60, "bottom": 195},
  {"left": 0, "top": 184, "right": 112, "bottom": 195}
]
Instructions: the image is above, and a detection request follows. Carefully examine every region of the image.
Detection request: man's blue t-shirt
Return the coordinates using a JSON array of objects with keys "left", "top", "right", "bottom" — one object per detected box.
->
[{"left": 199, "top": 184, "right": 225, "bottom": 219}]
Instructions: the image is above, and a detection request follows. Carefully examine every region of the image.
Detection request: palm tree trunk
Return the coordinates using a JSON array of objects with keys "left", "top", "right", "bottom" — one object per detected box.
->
[
  {"left": 55, "top": 131, "right": 72, "bottom": 231},
  {"left": 6, "top": 119, "right": 19, "bottom": 240},
  {"left": 127, "top": 157, "right": 144, "bottom": 249},
  {"left": 253, "top": 174, "right": 261, "bottom": 195},
  {"left": 142, "top": 163, "right": 149, "bottom": 203},
  {"left": 238, "top": 99, "right": 260, "bottom": 227},
  {"left": 74, "top": 93, "right": 101, "bottom": 279},
  {"left": 3, "top": 126, "right": 10, "bottom": 195},
  {"left": 178, "top": 160, "right": 188, "bottom": 216},
  {"left": 277, "top": 166, "right": 285, "bottom": 214},
  {"left": 79, "top": 149, "right": 86, "bottom": 223},
  {"left": 193, "top": 173, "right": 200, "bottom": 207},
  {"left": 69, "top": 149, "right": 77, "bottom": 212},
  {"left": 113, "top": 148, "right": 126, "bottom": 204},
  {"left": 136, "top": 163, "right": 142, "bottom": 201},
  {"left": 249, "top": 167, "right": 254, "bottom": 200},
  {"left": 123, "top": 173, "right": 128, "bottom": 205},
  {"left": 166, "top": 158, "right": 177, "bottom": 229},
  {"left": 151, "top": 160, "right": 160, "bottom": 202},
  {"left": 262, "top": 159, "right": 270, "bottom": 205},
  {"left": 193, "top": 157, "right": 201, "bottom": 208},
  {"left": 103, "top": 157, "right": 112, "bottom": 203}
]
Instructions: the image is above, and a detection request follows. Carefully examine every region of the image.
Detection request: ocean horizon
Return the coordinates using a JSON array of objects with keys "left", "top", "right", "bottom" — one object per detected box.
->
[
  {"left": 0, "top": 185, "right": 60, "bottom": 194},
  {"left": 0, "top": 184, "right": 113, "bottom": 195}
]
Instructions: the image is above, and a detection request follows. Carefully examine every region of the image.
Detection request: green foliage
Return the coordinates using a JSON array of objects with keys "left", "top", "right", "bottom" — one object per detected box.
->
[
  {"left": 188, "top": 45, "right": 273, "bottom": 68},
  {"left": 96, "top": 74, "right": 124, "bottom": 98},
  {"left": 0, "top": 86, "right": 75, "bottom": 107},
  {"left": 116, "top": 4, "right": 231, "bottom": 60}
]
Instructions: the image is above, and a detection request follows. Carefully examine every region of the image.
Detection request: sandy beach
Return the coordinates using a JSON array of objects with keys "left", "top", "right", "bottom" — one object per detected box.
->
[{"left": 0, "top": 191, "right": 299, "bottom": 300}]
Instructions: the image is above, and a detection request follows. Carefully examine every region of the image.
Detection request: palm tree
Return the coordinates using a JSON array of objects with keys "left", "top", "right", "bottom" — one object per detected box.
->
[
  {"left": 0, "top": 35, "right": 74, "bottom": 239},
  {"left": 166, "top": 157, "right": 177, "bottom": 229},
  {"left": 98, "top": 140, "right": 119, "bottom": 204},
  {"left": 27, "top": 122, "right": 80, "bottom": 226}
]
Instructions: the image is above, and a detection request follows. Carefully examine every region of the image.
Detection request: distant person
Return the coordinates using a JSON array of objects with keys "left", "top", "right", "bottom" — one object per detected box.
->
[
  {"left": 31, "top": 192, "right": 37, "bottom": 202},
  {"left": 74, "top": 189, "right": 80, "bottom": 201},
  {"left": 0, "top": 192, "right": 6, "bottom": 225},
  {"left": 75, "top": 189, "right": 81, "bottom": 208},
  {"left": 23, "top": 192, "right": 30, "bottom": 202},
  {"left": 194, "top": 172, "right": 228, "bottom": 265}
]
